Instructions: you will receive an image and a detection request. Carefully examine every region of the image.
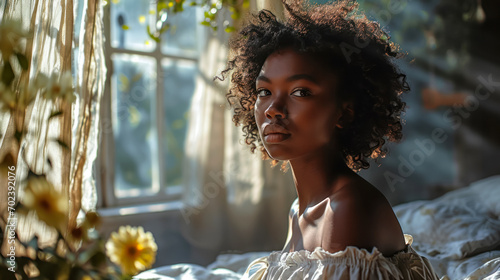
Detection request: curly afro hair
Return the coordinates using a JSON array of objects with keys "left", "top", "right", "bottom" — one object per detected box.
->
[{"left": 219, "top": 0, "right": 409, "bottom": 172}]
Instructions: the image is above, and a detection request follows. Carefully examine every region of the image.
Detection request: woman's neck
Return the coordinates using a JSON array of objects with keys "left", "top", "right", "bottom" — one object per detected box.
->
[{"left": 289, "top": 147, "right": 353, "bottom": 215}]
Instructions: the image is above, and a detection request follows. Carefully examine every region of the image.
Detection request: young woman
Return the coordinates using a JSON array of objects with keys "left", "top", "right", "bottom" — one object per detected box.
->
[{"left": 220, "top": 1, "right": 439, "bottom": 278}]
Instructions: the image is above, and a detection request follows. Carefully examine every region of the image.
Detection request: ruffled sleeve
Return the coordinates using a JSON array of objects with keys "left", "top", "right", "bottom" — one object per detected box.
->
[{"left": 242, "top": 235, "right": 439, "bottom": 280}]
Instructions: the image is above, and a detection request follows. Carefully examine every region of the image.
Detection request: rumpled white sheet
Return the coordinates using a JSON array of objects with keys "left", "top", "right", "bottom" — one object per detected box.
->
[
  {"left": 135, "top": 252, "right": 270, "bottom": 280},
  {"left": 135, "top": 175, "right": 500, "bottom": 280},
  {"left": 394, "top": 175, "right": 500, "bottom": 279}
]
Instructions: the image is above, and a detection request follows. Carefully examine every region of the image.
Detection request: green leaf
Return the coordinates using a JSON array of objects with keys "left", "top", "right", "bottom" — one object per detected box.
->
[
  {"left": 89, "top": 251, "right": 107, "bottom": 267},
  {"left": 242, "top": 0, "right": 250, "bottom": 9},
  {"left": 225, "top": 26, "right": 236, "bottom": 33},
  {"left": 121, "top": 24, "right": 130, "bottom": 30},
  {"left": 15, "top": 53, "right": 29, "bottom": 70},
  {"left": 174, "top": 4, "right": 184, "bottom": 13},
  {"left": 146, "top": 25, "right": 161, "bottom": 42},
  {"left": 159, "top": 23, "right": 171, "bottom": 34},
  {"left": 157, "top": 2, "right": 168, "bottom": 11},
  {"left": 1, "top": 61, "right": 15, "bottom": 86}
]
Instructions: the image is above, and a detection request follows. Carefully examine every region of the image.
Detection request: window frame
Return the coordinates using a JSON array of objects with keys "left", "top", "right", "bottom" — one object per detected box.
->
[{"left": 96, "top": 2, "right": 204, "bottom": 208}]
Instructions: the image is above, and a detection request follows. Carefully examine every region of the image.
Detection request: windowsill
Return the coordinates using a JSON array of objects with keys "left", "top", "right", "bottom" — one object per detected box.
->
[
  {"left": 100, "top": 185, "right": 183, "bottom": 208},
  {"left": 98, "top": 200, "right": 184, "bottom": 217}
]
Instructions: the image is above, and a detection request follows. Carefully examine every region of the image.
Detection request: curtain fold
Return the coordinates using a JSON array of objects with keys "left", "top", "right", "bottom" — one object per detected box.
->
[
  {"left": 181, "top": 0, "right": 296, "bottom": 264},
  {"left": 69, "top": 0, "right": 106, "bottom": 228},
  {"left": 0, "top": 0, "right": 104, "bottom": 249}
]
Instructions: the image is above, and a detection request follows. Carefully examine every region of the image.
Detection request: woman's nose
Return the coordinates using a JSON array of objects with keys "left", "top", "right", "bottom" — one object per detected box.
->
[{"left": 265, "top": 98, "right": 287, "bottom": 120}]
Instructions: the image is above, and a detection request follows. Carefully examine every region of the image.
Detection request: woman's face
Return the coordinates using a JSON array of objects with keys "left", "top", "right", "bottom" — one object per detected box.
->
[{"left": 254, "top": 48, "right": 344, "bottom": 161}]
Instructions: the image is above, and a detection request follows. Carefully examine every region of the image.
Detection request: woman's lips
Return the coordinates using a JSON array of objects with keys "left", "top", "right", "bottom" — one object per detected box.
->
[{"left": 264, "top": 133, "right": 291, "bottom": 143}]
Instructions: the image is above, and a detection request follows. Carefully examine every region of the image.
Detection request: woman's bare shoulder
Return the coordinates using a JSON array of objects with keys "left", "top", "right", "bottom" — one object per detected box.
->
[{"left": 322, "top": 177, "right": 406, "bottom": 256}]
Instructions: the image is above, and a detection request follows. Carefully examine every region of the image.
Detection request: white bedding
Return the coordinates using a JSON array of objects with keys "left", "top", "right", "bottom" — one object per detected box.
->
[
  {"left": 135, "top": 175, "right": 500, "bottom": 280},
  {"left": 394, "top": 175, "right": 500, "bottom": 279},
  {"left": 135, "top": 252, "right": 269, "bottom": 280}
]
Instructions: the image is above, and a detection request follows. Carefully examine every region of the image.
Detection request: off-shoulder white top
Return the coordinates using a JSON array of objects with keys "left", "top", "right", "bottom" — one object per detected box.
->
[{"left": 242, "top": 234, "right": 440, "bottom": 280}]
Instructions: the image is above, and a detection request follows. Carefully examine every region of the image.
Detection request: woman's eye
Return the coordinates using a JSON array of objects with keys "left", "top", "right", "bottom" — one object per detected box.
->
[
  {"left": 291, "top": 88, "right": 311, "bottom": 97},
  {"left": 256, "top": 89, "right": 270, "bottom": 97}
]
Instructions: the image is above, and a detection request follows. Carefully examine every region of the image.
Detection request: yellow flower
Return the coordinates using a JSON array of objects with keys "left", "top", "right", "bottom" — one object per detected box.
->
[
  {"left": 105, "top": 226, "right": 157, "bottom": 276},
  {"left": 0, "top": 18, "right": 29, "bottom": 60},
  {"left": 42, "top": 72, "right": 76, "bottom": 103},
  {"left": 22, "top": 177, "right": 68, "bottom": 230},
  {"left": 0, "top": 81, "right": 39, "bottom": 112},
  {"left": 68, "top": 225, "right": 88, "bottom": 244},
  {"left": 82, "top": 211, "right": 102, "bottom": 229}
]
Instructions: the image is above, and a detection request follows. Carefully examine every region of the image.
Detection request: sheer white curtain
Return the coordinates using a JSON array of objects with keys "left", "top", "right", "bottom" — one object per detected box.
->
[
  {"left": 181, "top": 0, "right": 296, "bottom": 264},
  {"left": 0, "top": 0, "right": 104, "bottom": 248}
]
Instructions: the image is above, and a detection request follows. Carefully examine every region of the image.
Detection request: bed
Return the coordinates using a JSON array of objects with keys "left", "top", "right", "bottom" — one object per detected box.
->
[{"left": 135, "top": 175, "right": 500, "bottom": 280}]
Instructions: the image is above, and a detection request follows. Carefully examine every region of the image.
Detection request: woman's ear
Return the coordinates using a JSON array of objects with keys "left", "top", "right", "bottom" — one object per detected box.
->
[{"left": 336, "top": 102, "right": 354, "bottom": 129}]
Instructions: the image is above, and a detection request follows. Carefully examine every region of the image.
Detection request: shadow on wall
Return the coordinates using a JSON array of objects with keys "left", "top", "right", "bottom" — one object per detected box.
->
[{"left": 314, "top": 0, "right": 500, "bottom": 205}]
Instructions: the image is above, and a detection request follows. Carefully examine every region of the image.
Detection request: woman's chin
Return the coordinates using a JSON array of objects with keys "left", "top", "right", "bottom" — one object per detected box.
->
[
  {"left": 266, "top": 152, "right": 291, "bottom": 161},
  {"left": 262, "top": 145, "right": 295, "bottom": 161}
]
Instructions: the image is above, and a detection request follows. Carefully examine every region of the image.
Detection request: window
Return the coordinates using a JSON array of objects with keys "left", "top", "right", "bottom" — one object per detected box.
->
[{"left": 98, "top": 1, "right": 205, "bottom": 207}]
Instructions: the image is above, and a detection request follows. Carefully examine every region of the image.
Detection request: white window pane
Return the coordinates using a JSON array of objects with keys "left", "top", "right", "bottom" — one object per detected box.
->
[
  {"left": 112, "top": 54, "right": 158, "bottom": 197},
  {"left": 161, "top": 5, "right": 200, "bottom": 57},
  {"left": 110, "top": 0, "right": 155, "bottom": 51},
  {"left": 162, "top": 59, "right": 197, "bottom": 187}
]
